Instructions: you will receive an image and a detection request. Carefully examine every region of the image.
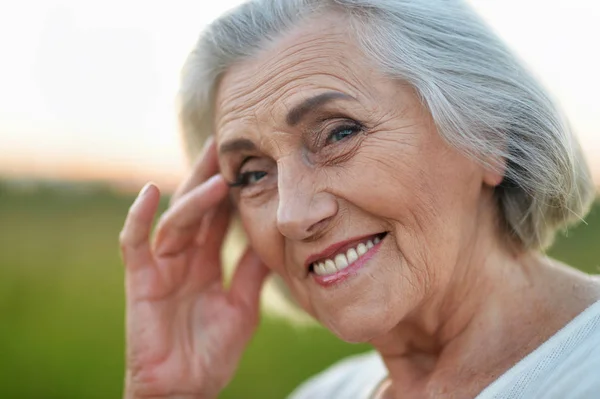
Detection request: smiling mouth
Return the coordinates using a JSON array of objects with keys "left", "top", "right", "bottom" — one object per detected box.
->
[{"left": 308, "top": 232, "right": 387, "bottom": 276}]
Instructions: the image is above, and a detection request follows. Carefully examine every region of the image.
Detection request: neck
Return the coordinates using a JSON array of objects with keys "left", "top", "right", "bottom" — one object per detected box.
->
[{"left": 369, "top": 219, "right": 600, "bottom": 398}]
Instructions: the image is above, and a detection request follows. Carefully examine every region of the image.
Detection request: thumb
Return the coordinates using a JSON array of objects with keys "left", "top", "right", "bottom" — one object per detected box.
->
[{"left": 228, "top": 247, "right": 271, "bottom": 321}]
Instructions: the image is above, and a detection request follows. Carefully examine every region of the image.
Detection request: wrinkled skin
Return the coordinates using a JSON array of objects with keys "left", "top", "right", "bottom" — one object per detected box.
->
[{"left": 120, "top": 13, "right": 600, "bottom": 399}]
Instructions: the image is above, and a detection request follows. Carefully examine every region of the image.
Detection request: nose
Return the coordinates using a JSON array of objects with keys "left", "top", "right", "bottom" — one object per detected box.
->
[{"left": 276, "top": 161, "right": 338, "bottom": 241}]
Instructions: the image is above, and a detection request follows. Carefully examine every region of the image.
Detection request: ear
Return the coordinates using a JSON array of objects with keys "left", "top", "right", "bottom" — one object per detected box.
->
[{"left": 482, "top": 157, "right": 506, "bottom": 188}]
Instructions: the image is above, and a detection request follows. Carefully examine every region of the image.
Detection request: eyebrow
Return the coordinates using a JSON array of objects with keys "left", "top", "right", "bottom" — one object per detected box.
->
[
  {"left": 286, "top": 91, "right": 357, "bottom": 126},
  {"left": 219, "top": 138, "right": 256, "bottom": 155}
]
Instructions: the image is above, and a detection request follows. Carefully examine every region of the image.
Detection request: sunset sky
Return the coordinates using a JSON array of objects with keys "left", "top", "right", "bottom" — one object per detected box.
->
[{"left": 0, "top": 0, "right": 598, "bottom": 192}]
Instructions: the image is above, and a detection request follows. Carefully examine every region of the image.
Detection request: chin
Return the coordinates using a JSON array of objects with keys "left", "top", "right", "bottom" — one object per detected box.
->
[{"left": 316, "top": 302, "right": 403, "bottom": 344}]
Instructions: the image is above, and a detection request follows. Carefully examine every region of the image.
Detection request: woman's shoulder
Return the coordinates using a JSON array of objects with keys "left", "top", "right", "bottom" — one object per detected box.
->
[
  {"left": 478, "top": 298, "right": 600, "bottom": 398},
  {"left": 539, "top": 299, "right": 600, "bottom": 398},
  {"left": 287, "top": 351, "right": 388, "bottom": 399}
]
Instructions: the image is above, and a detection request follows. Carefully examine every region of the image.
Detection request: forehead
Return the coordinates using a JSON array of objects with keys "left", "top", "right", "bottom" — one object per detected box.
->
[{"left": 213, "top": 15, "right": 378, "bottom": 135}]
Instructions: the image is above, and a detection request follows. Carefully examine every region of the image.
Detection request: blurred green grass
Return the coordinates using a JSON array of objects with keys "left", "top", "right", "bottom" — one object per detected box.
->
[{"left": 0, "top": 181, "right": 598, "bottom": 399}]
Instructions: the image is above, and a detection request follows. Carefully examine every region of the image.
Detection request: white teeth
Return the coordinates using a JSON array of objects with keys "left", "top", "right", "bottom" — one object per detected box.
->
[
  {"left": 346, "top": 248, "right": 358, "bottom": 264},
  {"left": 315, "top": 262, "right": 326, "bottom": 276},
  {"left": 357, "top": 243, "right": 367, "bottom": 256},
  {"left": 334, "top": 253, "right": 349, "bottom": 270},
  {"left": 324, "top": 259, "right": 337, "bottom": 274},
  {"left": 312, "top": 235, "right": 385, "bottom": 277}
]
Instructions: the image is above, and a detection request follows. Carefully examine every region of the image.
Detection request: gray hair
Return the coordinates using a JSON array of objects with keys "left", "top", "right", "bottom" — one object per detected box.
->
[{"left": 179, "top": 0, "right": 595, "bottom": 250}]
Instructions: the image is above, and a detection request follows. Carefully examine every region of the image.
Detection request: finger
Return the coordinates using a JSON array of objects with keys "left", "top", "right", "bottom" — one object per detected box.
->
[
  {"left": 153, "top": 174, "right": 228, "bottom": 257},
  {"left": 183, "top": 201, "right": 232, "bottom": 285},
  {"left": 198, "top": 198, "right": 231, "bottom": 250},
  {"left": 228, "top": 248, "right": 271, "bottom": 320},
  {"left": 181, "top": 199, "right": 232, "bottom": 282},
  {"left": 196, "top": 194, "right": 236, "bottom": 247},
  {"left": 195, "top": 207, "right": 217, "bottom": 247},
  {"left": 119, "top": 183, "right": 161, "bottom": 270},
  {"left": 170, "top": 136, "right": 218, "bottom": 206}
]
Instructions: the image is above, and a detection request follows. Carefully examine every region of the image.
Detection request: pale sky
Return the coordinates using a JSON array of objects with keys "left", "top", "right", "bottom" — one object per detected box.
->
[{"left": 0, "top": 0, "right": 598, "bottom": 191}]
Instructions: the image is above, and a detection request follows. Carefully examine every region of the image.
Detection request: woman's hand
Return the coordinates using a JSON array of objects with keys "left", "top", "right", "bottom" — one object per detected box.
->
[{"left": 119, "top": 138, "right": 270, "bottom": 399}]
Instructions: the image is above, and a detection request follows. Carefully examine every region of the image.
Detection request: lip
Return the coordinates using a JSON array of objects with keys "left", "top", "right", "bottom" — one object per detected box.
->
[
  {"left": 304, "top": 232, "right": 386, "bottom": 272},
  {"left": 311, "top": 235, "right": 385, "bottom": 287}
]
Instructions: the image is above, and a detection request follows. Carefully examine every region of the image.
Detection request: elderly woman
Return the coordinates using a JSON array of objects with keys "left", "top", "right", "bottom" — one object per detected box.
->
[{"left": 119, "top": 0, "right": 600, "bottom": 398}]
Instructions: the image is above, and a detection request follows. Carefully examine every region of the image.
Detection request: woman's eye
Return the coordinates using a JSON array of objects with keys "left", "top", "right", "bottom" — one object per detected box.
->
[
  {"left": 231, "top": 171, "right": 267, "bottom": 188},
  {"left": 326, "top": 124, "right": 361, "bottom": 145}
]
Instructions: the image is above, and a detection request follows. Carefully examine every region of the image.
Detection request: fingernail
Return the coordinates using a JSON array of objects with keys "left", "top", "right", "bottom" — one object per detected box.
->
[
  {"left": 140, "top": 182, "right": 153, "bottom": 196},
  {"left": 133, "top": 183, "right": 153, "bottom": 206},
  {"left": 204, "top": 174, "right": 225, "bottom": 188}
]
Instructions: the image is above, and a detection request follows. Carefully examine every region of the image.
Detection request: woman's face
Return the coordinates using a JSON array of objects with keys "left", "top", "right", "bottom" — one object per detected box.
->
[{"left": 214, "top": 18, "right": 498, "bottom": 342}]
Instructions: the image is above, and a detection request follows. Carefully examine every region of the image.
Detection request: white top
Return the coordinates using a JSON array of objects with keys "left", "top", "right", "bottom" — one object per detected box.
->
[{"left": 288, "top": 299, "right": 600, "bottom": 399}]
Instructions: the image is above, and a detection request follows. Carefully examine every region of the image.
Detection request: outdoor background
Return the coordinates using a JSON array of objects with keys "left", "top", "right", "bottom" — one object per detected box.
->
[{"left": 1, "top": 1, "right": 599, "bottom": 398}]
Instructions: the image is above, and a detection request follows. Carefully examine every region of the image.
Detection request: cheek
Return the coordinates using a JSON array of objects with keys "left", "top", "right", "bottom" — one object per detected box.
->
[
  {"left": 335, "top": 133, "right": 480, "bottom": 229},
  {"left": 330, "top": 137, "right": 481, "bottom": 278},
  {"left": 333, "top": 139, "right": 432, "bottom": 221}
]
